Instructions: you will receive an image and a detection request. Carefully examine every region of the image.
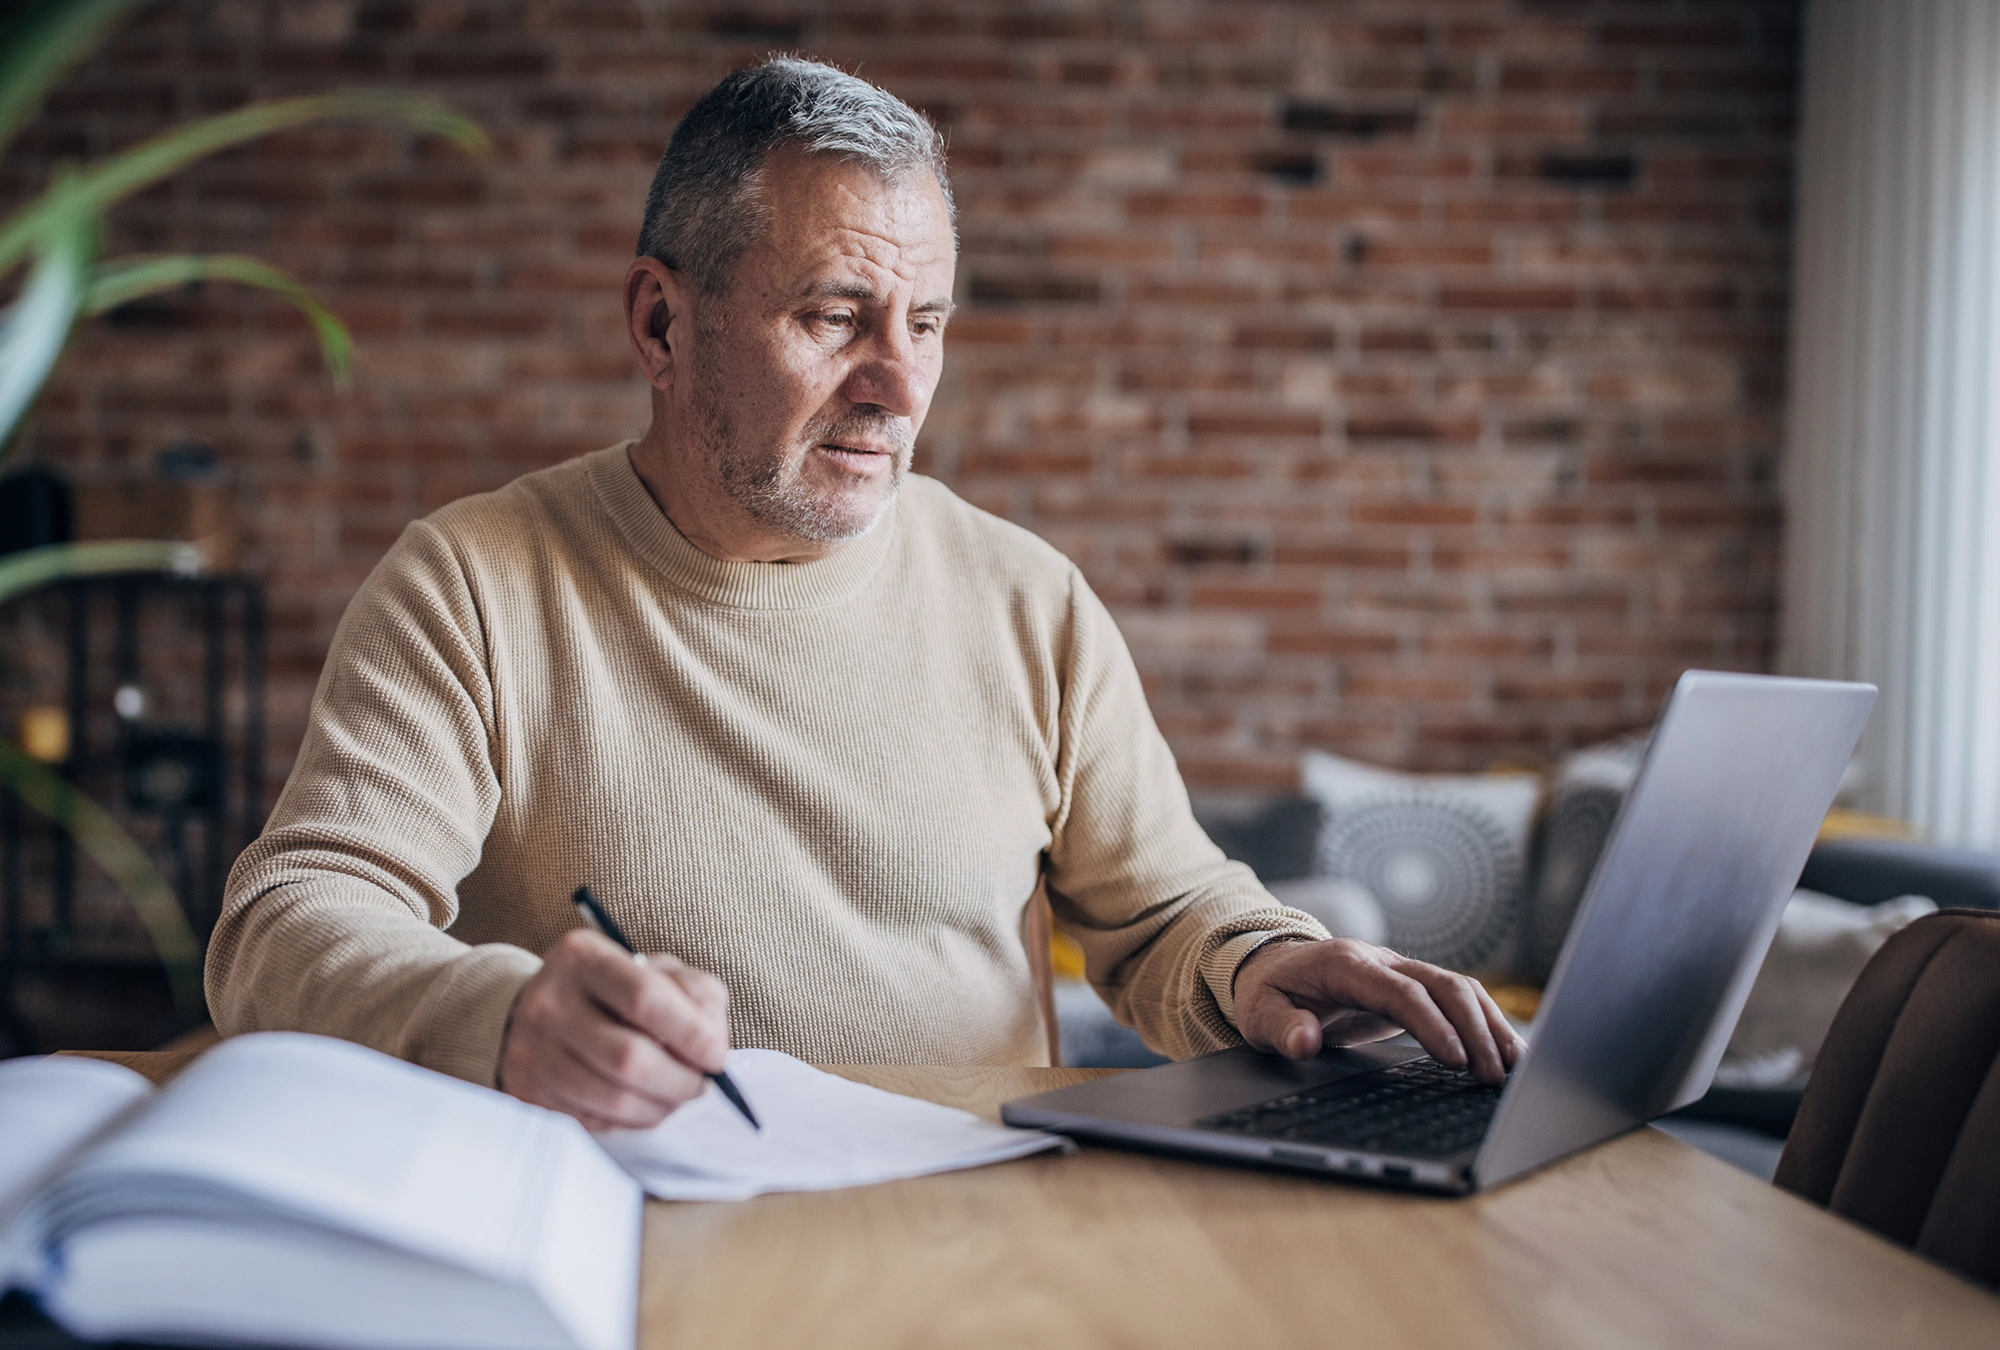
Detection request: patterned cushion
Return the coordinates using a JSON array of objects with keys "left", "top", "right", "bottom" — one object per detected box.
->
[
  {"left": 1522, "top": 735, "right": 1648, "bottom": 980},
  {"left": 1300, "top": 751, "right": 1541, "bottom": 975}
]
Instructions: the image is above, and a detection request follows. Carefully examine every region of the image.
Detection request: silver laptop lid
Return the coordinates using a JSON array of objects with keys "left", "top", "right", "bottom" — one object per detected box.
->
[{"left": 1474, "top": 671, "right": 1875, "bottom": 1189}]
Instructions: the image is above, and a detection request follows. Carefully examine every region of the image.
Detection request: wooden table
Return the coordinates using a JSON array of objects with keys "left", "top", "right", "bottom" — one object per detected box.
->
[{"left": 71, "top": 1052, "right": 2000, "bottom": 1349}]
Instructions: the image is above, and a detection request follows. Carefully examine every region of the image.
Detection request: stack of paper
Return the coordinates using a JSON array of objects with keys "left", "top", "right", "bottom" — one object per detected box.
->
[{"left": 596, "top": 1050, "right": 1069, "bottom": 1201}]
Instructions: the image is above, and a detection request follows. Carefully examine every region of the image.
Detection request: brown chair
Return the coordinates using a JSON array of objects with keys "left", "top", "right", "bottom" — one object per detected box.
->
[{"left": 1774, "top": 908, "right": 2000, "bottom": 1285}]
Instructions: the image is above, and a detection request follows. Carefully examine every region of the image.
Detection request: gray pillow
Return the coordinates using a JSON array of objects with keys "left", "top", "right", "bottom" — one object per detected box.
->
[
  {"left": 1301, "top": 751, "right": 1541, "bottom": 974},
  {"left": 1522, "top": 735, "right": 1648, "bottom": 981}
]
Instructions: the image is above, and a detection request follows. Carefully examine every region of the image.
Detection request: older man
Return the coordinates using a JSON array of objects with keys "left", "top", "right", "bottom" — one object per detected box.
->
[{"left": 207, "top": 59, "right": 1522, "bottom": 1129}]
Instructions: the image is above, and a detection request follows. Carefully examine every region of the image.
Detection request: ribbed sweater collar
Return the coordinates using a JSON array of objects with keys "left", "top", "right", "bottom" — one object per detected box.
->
[{"left": 587, "top": 441, "right": 899, "bottom": 612}]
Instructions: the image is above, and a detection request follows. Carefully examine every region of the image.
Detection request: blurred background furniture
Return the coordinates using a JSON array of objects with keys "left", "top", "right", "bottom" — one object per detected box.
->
[
  {"left": 1774, "top": 909, "right": 2000, "bottom": 1287},
  {"left": 0, "top": 569, "right": 265, "bottom": 1054}
]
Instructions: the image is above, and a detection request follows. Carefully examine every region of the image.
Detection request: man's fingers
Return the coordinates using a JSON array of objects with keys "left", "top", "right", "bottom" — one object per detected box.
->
[
  {"left": 558, "top": 992, "right": 711, "bottom": 1110},
  {"left": 644, "top": 954, "right": 731, "bottom": 1016},
  {"left": 548, "top": 1053, "right": 661, "bottom": 1131},
  {"left": 500, "top": 931, "right": 737, "bottom": 1131},
  {"left": 1355, "top": 964, "right": 1469, "bottom": 1070},
  {"left": 1470, "top": 980, "right": 1528, "bottom": 1069},
  {"left": 534, "top": 1036, "right": 682, "bottom": 1130},
  {"left": 576, "top": 937, "right": 729, "bottom": 1074},
  {"left": 1401, "top": 964, "right": 1506, "bottom": 1083}
]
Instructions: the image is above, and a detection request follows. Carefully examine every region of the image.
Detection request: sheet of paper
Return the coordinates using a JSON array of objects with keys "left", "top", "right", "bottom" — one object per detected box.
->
[{"left": 595, "top": 1050, "right": 1069, "bottom": 1201}]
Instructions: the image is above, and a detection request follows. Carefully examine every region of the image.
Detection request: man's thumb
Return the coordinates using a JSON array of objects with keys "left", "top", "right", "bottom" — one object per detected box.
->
[{"left": 1247, "top": 995, "right": 1322, "bottom": 1060}]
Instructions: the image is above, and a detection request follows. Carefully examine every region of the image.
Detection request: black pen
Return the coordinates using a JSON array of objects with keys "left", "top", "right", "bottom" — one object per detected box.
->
[{"left": 571, "top": 886, "right": 760, "bottom": 1131}]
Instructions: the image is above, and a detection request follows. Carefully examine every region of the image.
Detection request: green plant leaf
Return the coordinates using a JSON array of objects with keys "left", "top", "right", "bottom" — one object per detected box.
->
[
  {"left": 0, "top": 738, "right": 204, "bottom": 1018},
  {"left": 0, "top": 539, "right": 200, "bottom": 609},
  {"left": 86, "top": 253, "right": 352, "bottom": 383},
  {"left": 0, "top": 0, "right": 144, "bottom": 156},
  {"left": 0, "top": 90, "right": 490, "bottom": 279},
  {"left": 0, "top": 200, "right": 92, "bottom": 465}
]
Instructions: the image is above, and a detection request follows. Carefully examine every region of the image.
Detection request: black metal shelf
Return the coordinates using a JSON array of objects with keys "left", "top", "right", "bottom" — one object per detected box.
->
[{"left": 1, "top": 569, "right": 265, "bottom": 1053}]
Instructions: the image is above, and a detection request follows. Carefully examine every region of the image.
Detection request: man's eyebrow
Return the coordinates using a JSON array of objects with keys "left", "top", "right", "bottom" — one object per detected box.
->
[
  {"left": 800, "top": 280, "right": 880, "bottom": 303},
  {"left": 798, "top": 280, "right": 957, "bottom": 316}
]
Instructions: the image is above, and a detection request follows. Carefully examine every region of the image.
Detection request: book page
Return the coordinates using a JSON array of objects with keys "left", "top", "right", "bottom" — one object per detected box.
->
[
  {"left": 34, "top": 1033, "right": 640, "bottom": 1350},
  {"left": 0, "top": 1057, "right": 153, "bottom": 1284},
  {"left": 46, "top": 1219, "right": 570, "bottom": 1350},
  {"left": 43, "top": 1034, "right": 629, "bottom": 1281},
  {"left": 597, "top": 1049, "right": 1068, "bottom": 1201}
]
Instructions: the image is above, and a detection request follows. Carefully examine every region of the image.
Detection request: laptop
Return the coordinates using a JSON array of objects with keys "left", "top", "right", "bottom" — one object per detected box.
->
[{"left": 1002, "top": 670, "right": 1876, "bottom": 1195}]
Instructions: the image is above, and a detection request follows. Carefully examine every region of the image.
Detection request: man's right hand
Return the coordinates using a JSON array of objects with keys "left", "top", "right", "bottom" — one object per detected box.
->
[{"left": 498, "top": 929, "right": 731, "bottom": 1132}]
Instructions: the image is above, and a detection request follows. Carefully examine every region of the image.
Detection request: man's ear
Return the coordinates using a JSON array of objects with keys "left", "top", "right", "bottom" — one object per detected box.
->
[{"left": 625, "top": 256, "right": 691, "bottom": 391}]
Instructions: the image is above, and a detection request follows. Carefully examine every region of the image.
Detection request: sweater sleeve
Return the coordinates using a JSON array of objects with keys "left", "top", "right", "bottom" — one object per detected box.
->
[
  {"left": 1041, "top": 570, "right": 1328, "bottom": 1059},
  {"left": 204, "top": 519, "right": 541, "bottom": 1086}
]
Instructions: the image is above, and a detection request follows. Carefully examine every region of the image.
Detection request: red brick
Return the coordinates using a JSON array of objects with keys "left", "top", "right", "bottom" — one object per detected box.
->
[
  {"left": 1335, "top": 150, "right": 1478, "bottom": 182},
  {"left": 1231, "top": 323, "right": 1338, "bottom": 351},
  {"left": 1349, "top": 501, "right": 1479, "bottom": 527},
  {"left": 1432, "top": 544, "right": 1572, "bottom": 572},
  {"left": 1266, "top": 629, "right": 1400, "bottom": 656},
  {"left": 1342, "top": 672, "right": 1475, "bottom": 702},
  {"left": 1424, "top": 631, "right": 1556, "bottom": 661},
  {"left": 1186, "top": 412, "right": 1323, "bottom": 438},
  {"left": 1130, "top": 454, "right": 1255, "bottom": 480},
  {"left": 1190, "top": 584, "right": 1322, "bottom": 612},
  {"left": 1599, "top": 22, "right": 1748, "bottom": 50},
  {"left": 1498, "top": 63, "right": 1643, "bottom": 95},
  {"left": 961, "top": 450, "right": 1094, "bottom": 477},
  {"left": 1126, "top": 191, "right": 1265, "bottom": 219},
  {"left": 1345, "top": 416, "right": 1481, "bottom": 446},
  {"left": 1273, "top": 544, "right": 1409, "bottom": 570},
  {"left": 1365, "top": 241, "right": 1497, "bottom": 269},
  {"left": 1439, "top": 285, "right": 1582, "bottom": 312}
]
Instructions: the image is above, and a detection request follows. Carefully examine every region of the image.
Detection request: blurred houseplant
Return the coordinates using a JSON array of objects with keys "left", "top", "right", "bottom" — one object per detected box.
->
[{"left": 0, "top": 0, "right": 487, "bottom": 1018}]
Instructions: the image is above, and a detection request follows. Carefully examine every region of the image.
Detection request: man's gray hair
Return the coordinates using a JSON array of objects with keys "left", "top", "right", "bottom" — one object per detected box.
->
[{"left": 637, "top": 57, "right": 954, "bottom": 295}]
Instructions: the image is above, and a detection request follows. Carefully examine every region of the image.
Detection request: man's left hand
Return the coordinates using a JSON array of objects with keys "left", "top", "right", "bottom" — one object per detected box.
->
[{"left": 1232, "top": 937, "right": 1526, "bottom": 1084}]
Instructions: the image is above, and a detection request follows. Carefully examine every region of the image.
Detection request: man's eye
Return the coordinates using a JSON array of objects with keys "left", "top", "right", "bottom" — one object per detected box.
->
[{"left": 814, "top": 311, "right": 854, "bottom": 328}]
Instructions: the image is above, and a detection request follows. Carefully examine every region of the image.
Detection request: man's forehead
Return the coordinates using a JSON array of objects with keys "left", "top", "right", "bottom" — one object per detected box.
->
[{"left": 746, "top": 150, "right": 956, "bottom": 294}]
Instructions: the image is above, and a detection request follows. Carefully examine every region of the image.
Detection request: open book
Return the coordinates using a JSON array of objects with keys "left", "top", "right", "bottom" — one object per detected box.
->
[{"left": 0, "top": 1033, "right": 640, "bottom": 1350}]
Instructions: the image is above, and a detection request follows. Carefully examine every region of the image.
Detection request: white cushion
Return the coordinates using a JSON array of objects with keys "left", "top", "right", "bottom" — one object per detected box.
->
[
  {"left": 1720, "top": 888, "right": 1938, "bottom": 1078},
  {"left": 1265, "top": 876, "right": 1387, "bottom": 945}
]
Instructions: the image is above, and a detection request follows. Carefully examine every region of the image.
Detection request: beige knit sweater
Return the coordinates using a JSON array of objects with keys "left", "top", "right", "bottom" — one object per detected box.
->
[{"left": 207, "top": 444, "right": 1326, "bottom": 1085}]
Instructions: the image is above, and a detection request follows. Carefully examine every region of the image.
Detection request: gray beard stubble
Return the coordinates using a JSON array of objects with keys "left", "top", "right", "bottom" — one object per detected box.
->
[{"left": 695, "top": 332, "right": 913, "bottom": 544}]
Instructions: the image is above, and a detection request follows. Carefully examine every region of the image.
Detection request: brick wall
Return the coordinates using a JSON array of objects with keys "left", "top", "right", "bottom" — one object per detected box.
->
[{"left": 9, "top": 0, "right": 1798, "bottom": 796}]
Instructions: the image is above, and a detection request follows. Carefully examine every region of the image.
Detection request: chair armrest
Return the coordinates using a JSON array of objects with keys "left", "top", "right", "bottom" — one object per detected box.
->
[
  {"left": 1668, "top": 1084, "right": 1805, "bottom": 1139},
  {"left": 1799, "top": 839, "right": 2000, "bottom": 910}
]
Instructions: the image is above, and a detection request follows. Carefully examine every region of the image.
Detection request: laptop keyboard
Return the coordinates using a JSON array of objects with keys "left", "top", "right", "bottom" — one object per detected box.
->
[{"left": 1195, "top": 1057, "right": 1504, "bottom": 1158}]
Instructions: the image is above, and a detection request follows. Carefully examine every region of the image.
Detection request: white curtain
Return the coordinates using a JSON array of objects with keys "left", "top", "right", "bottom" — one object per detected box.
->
[{"left": 1783, "top": 0, "right": 2000, "bottom": 846}]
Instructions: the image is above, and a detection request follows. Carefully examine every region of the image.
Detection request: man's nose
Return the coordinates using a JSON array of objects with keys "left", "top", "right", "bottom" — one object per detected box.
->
[{"left": 842, "top": 326, "right": 930, "bottom": 418}]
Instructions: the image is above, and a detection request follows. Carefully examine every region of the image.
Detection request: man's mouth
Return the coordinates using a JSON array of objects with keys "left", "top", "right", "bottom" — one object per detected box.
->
[{"left": 815, "top": 442, "right": 892, "bottom": 468}]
